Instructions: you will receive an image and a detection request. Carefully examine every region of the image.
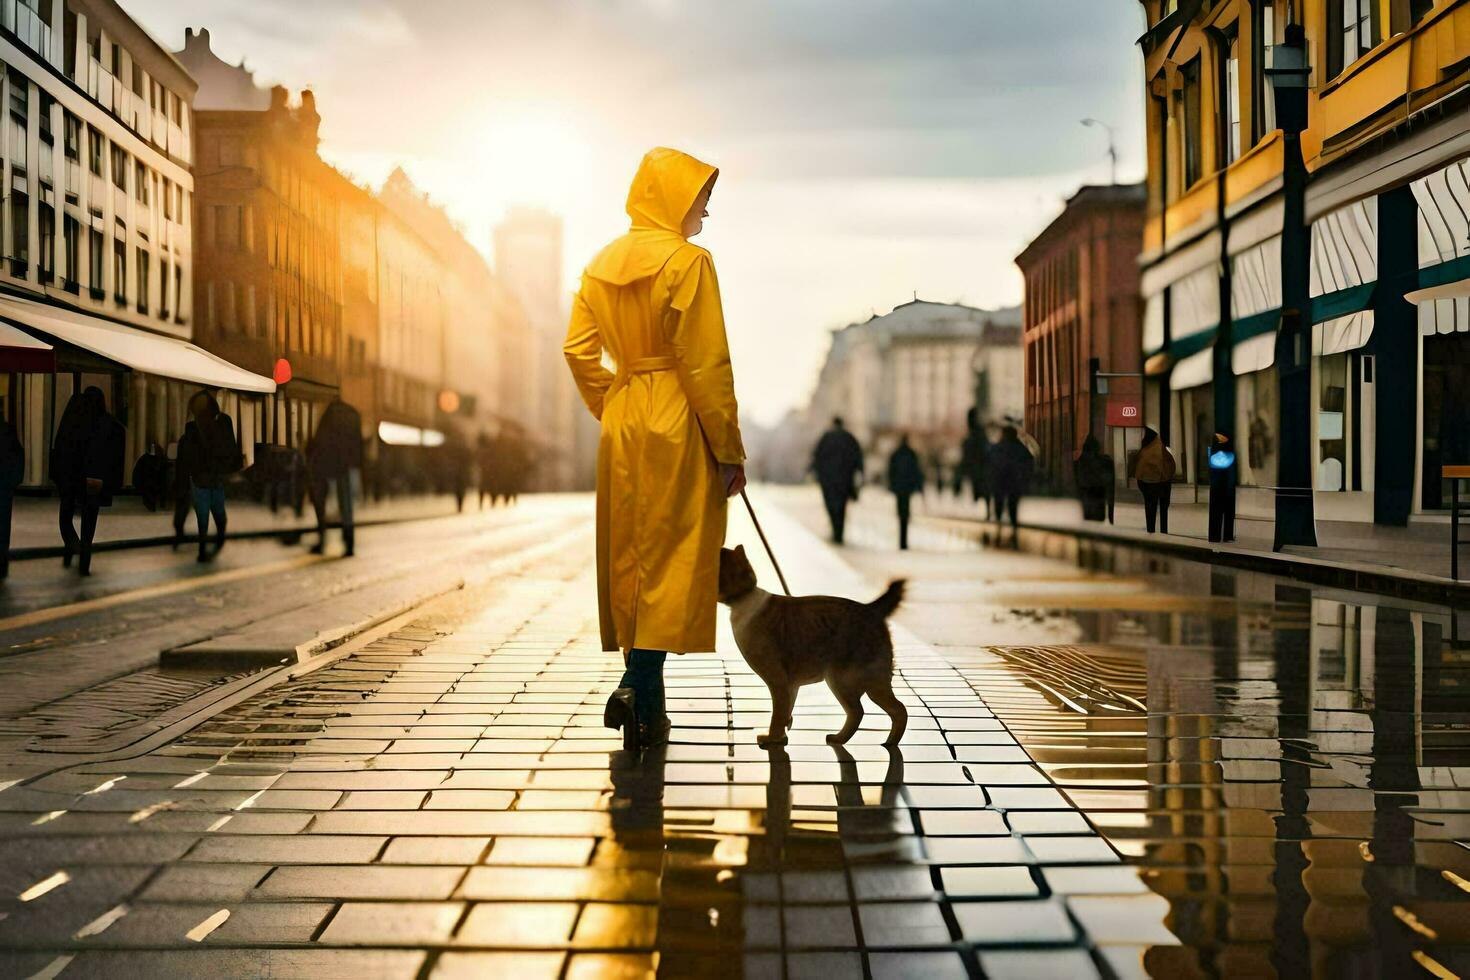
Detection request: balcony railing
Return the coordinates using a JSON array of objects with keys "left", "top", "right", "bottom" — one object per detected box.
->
[{"left": 2, "top": 1, "right": 52, "bottom": 61}]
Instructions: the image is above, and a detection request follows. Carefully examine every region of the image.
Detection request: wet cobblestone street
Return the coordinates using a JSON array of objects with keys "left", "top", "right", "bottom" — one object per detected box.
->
[{"left": 0, "top": 492, "right": 1466, "bottom": 977}]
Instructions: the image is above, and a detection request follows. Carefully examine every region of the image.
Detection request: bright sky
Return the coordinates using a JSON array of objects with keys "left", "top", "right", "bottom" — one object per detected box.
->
[{"left": 123, "top": 0, "right": 1146, "bottom": 426}]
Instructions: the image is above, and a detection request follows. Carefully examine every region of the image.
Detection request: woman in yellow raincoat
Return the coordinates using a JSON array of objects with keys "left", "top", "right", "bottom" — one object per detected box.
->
[{"left": 564, "top": 147, "right": 746, "bottom": 751}]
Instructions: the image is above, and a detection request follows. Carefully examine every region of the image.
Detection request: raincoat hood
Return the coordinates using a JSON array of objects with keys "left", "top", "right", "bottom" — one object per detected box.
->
[{"left": 585, "top": 147, "right": 718, "bottom": 286}]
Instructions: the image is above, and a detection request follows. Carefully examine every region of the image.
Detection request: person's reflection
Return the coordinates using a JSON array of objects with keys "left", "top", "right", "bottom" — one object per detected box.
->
[{"left": 609, "top": 745, "right": 666, "bottom": 839}]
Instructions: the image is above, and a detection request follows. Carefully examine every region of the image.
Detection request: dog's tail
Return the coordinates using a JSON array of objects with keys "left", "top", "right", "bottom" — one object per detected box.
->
[{"left": 867, "top": 579, "right": 906, "bottom": 620}]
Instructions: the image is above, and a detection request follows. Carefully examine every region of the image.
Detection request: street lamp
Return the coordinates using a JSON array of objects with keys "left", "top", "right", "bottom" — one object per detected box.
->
[
  {"left": 1267, "top": 22, "right": 1317, "bottom": 549},
  {"left": 1080, "top": 118, "right": 1118, "bottom": 185}
]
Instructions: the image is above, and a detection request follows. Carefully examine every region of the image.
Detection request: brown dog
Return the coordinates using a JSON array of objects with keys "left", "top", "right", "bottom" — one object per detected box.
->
[{"left": 718, "top": 545, "right": 907, "bottom": 747}]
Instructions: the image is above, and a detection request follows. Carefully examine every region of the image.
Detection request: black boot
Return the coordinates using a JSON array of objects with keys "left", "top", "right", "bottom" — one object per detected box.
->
[
  {"left": 197, "top": 540, "right": 209, "bottom": 563},
  {"left": 641, "top": 716, "right": 672, "bottom": 748},
  {"left": 604, "top": 688, "right": 641, "bottom": 753},
  {"left": 213, "top": 518, "right": 226, "bottom": 557}
]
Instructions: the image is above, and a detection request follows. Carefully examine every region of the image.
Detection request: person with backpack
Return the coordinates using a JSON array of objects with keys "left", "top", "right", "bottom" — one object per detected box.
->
[
  {"left": 177, "top": 390, "right": 242, "bottom": 563},
  {"left": 1131, "top": 427, "right": 1176, "bottom": 534}
]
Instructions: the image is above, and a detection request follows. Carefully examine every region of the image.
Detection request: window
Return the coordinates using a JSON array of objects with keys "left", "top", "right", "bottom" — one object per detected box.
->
[
  {"left": 63, "top": 216, "right": 79, "bottom": 291},
  {"left": 1222, "top": 27, "right": 1242, "bottom": 165},
  {"left": 87, "top": 126, "right": 103, "bottom": 176},
  {"left": 113, "top": 236, "right": 126, "bottom": 305},
  {"left": 174, "top": 264, "right": 183, "bottom": 322},
  {"left": 1317, "top": 353, "right": 1355, "bottom": 491},
  {"left": 88, "top": 227, "right": 103, "bottom": 298},
  {"left": 1254, "top": 0, "right": 1277, "bottom": 140},
  {"left": 162, "top": 178, "right": 173, "bottom": 220},
  {"left": 204, "top": 281, "right": 215, "bottom": 331},
  {"left": 159, "top": 256, "right": 170, "bottom": 319},
  {"left": 1330, "top": 0, "right": 1379, "bottom": 78},
  {"left": 110, "top": 145, "right": 127, "bottom": 191},
  {"left": 136, "top": 247, "right": 149, "bottom": 314},
  {"left": 38, "top": 202, "right": 53, "bottom": 283},
  {"left": 37, "top": 92, "right": 52, "bottom": 145},
  {"left": 63, "top": 5, "right": 77, "bottom": 77},
  {"left": 9, "top": 192, "right": 28, "bottom": 278},
  {"left": 63, "top": 113, "right": 79, "bottom": 160},
  {"left": 1181, "top": 57, "right": 1204, "bottom": 188},
  {"left": 135, "top": 162, "right": 149, "bottom": 204}
]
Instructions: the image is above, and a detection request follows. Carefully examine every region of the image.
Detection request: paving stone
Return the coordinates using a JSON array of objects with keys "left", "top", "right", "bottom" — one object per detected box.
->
[
  {"left": 319, "top": 902, "right": 465, "bottom": 944},
  {"left": 380, "top": 836, "right": 491, "bottom": 865},
  {"left": 429, "top": 951, "right": 566, "bottom": 978},
  {"left": 186, "top": 834, "right": 386, "bottom": 864},
  {"left": 455, "top": 901, "right": 579, "bottom": 945},
  {"left": 254, "top": 865, "right": 464, "bottom": 900},
  {"left": 141, "top": 864, "right": 272, "bottom": 902}
]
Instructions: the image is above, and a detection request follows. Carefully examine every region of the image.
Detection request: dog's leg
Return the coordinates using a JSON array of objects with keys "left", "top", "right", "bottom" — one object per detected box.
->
[
  {"left": 825, "top": 678, "right": 865, "bottom": 744},
  {"left": 758, "top": 682, "right": 795, "bottom": 747},
  {"left": 867, "top": 677, "right": 908, "bottom": 747}
]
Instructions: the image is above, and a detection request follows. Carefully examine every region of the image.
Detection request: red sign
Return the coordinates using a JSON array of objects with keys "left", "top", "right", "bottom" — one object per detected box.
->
[
  {"left": 272, "top": 358, "right": 293, "bottom": 385},
  {"left": 1106, "top": 396, "right": 1143, "bottom": 427}
]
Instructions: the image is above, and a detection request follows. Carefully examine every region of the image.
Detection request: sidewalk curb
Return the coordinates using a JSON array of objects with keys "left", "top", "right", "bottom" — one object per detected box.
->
[
  {"left": 7, "top": 509, "right": 461, "bottom": 562},
  {"left": 931, "top": 515, "right": 1470, "bottom": 605}
]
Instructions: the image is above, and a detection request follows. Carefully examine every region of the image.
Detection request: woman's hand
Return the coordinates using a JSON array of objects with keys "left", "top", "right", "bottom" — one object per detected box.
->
[{"left": 720, "top": 463, "right": 747, "bottom": 498}]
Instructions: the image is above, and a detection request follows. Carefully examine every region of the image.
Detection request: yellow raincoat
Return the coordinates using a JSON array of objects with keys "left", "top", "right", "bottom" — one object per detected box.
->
[{"left": 564, "top": 148, "right": 745, "bottom": 654}]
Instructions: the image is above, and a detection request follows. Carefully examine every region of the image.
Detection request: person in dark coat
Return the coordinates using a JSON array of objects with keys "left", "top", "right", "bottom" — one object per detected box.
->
[
  {"left": 476, "top": 431, "right": 496, "bottom": 509},
  {"left": 51, "top": 386, "right": 124, "bottom": 576},
  {"left": 132, "top": 443, "right": 168, "bottom": 512},
  {"left": 1075, "top": 434, "right": 1115, "bottom": 524},
  {"left": 177, "top": 389, "right": 241, "bottom": 563},
  {"left": 886, "top": 435, "right": 925, "bottom": 551},
  {"left": 307, "top": 397, "right": 363, "bottom": 556},
  {"left": 1207, "top": 430, "right": 1237, "bottom": 543},
  {"left": 989, "top": 425, "right": 1033, "bottom": 543},
  {"left": 0, "top": 416, "right": 23, "bottom": 580},
  {"left": 811, "top": 417, "right": 864, "bottom": 545},
  {"left": 954, "top": 408, "right": 992, "bottom": 517}
]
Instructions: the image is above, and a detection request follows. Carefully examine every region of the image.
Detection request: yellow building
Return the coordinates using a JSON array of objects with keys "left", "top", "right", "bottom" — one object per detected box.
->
[{"left": 1138, "top": 0, "right": 1470, "bottom": 524}]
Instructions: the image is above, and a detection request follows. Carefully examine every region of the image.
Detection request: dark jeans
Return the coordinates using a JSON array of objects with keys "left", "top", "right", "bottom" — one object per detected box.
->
[
  {"left": 1140, "top": 481, "right": 1172, "bottom": 533},
  {"left": 312, "top": 472, "right": 356, "bottom": 551},
  {"left": 172, "top": 489, "right": 190, "bottom": 540},
  {"left": 192, "top": 485, "right": 227, "bottom": 542},
  {"left": 620, "top": 649, "right": 666, "bottom": 727},
  {"left": 896, "top": 493, "right": 912, "bottom": 550},
  {"left": 995, "top": 493, "right": 1021, "bottom": 529},
  {"left": 59, "top": 491, "right": 101, "bottom": 571},
  {"left": 1209, "top": 483, "right": 1236, "bottom": 542},
  {"left": 821, "top": 483, "right": 850, "bottom": 544}
]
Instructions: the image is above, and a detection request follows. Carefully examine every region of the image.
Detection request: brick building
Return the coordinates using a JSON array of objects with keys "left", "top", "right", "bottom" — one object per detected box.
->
[{"left": 1015, "top": 183, "right": 1146, "bottom": 490}]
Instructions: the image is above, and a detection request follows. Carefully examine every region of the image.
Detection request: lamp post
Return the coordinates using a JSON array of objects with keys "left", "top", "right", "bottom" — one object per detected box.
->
[
  {"left": 1267, "top": 23, "right": 1317, "bottom": 549},
  {"left": 1081, "top": 118, "right": 1118, "bottom": 185}
]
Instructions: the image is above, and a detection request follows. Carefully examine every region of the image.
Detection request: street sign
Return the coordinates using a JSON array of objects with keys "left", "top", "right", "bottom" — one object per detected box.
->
[{"left": 1106, "top": 396, "right": 1143, "bottom": 427}]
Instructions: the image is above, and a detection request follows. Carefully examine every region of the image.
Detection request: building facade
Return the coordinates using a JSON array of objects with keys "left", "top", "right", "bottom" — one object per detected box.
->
[
  {"left": 493, "top": 207, "right": 590, "bottom": 490},
  {"left": 0, "top": 2, "right": 275, "bottom": 488},
  {"left": 796, "top": 300, "right": 1023, "bottom": 477},
  {"left": 1017, "top": 184, "right": 1147, "bottom": 489},
  {"left": 178, "top": 29, "right": 346, "bottom": 461},
  {"left": 1138, "top": 0, "right": 1470, "bottom": 522}
]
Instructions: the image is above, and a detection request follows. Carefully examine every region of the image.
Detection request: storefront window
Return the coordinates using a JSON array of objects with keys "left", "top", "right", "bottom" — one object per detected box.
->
[
  {"left": 1317, "top": 353, "right": 1360, "bottom": 492},
  {"left": 1422, "top": 333, "right": 1470, "bottom": 509},
  {"left": 1236, "top": 366, "right": 1278, "bottom": 487}
]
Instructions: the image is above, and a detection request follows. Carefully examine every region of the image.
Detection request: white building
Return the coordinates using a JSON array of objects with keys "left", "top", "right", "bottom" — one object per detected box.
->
[
  {"left": 0, "top": 0, "right": 274, "bottom": 487},
  {"left": 792, "top": 300, "right": 1023, "bottom": 478}
]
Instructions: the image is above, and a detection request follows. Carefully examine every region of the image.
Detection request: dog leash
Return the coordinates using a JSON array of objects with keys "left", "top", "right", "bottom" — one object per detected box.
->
[{"left": 739, "top": 489, "right": 793, "bottom": 596}]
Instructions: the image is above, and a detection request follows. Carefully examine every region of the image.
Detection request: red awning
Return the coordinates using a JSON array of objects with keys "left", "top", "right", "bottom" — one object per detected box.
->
[{"left": 0, "top": 319, "right": 55, "bottom": 373}]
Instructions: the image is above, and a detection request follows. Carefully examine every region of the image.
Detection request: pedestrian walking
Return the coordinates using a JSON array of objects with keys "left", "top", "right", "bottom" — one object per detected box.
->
[
  {"left": 131, "top": 444, "right": 168, "bottom": 511},
  {"left": 177, "top": 390, "right": 242, "bottom": 563},
  {"left": 887, "top": 435, "right": 925, "bottom": 550},
  {"left": 564, "top": 146, "right": 745, "bottom": 753},
  {"left": 1075, "top": 434, "right": 1115, "bottom": 524},
  {"left": 1207, "top": 430, "right": 1237, "bottom": 543},
  {"left": 955, "top": 408, "right": 992, "bottom": 517},
  {"left": 51, "top": 387, "right": 124, "bottom": 576},
  {"left": 476, "top": 431, "right": 495, "bottom": 509},
  {"left": 307, "top": 397, "right": 363, "bottom": 556},
  {"left": 1131, "top": 427, "right": 1176, "bottom": 534},
  {"left": 989, "top": 425, "right": 1033, "bottom": 544},
  {"left": 0, "top": 415, "right": 22, "bottom": 580},
  {"left": 812, "top": 417, "right": 863, "bottom": 545}
]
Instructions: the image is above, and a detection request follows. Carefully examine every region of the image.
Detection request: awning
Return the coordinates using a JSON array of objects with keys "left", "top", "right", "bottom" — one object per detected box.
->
[
  {"left": 378, "top": 421, "right": 445, "bottom": 448},
  {"left": 1171, "top": 346, "right": 1214, "bottom": 390},
  {"left": 1417, "top": 292, "right": 1470, "bottom": 335},
  {"left": 0, "top": 293, "right": 276, "bottom": 393},
  {"left": 0, "top": 320, "right": 54, "bottom": 373},
  {"left": 1233, "top": 331, "right": 1276, "bottom": 375},
  {"left": 1314, "top": 310, "right": 1375, "bottom": 355}
]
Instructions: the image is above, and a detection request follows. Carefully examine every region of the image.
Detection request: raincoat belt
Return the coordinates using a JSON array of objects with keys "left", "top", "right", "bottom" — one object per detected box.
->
[{"left": 608, "top": 356, "right": 676, "bottom": 401}]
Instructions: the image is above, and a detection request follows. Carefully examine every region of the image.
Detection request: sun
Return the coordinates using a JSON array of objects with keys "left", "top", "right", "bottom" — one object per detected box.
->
[{"left": 468, "top": 107, "right": 596, "bottom": 214}]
